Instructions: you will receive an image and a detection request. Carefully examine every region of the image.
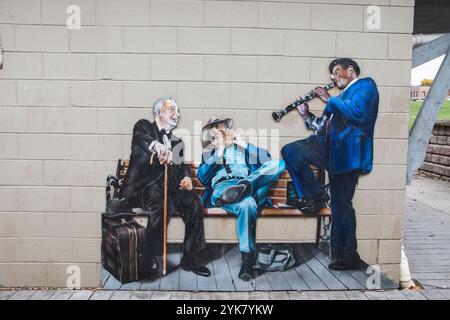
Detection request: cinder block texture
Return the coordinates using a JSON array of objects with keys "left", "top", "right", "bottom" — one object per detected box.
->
[{"left": 0, "top": 0, "right": 412, "bottom": 287}]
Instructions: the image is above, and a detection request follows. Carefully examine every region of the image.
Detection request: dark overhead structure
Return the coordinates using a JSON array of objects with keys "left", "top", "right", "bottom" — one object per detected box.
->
[
  {"left": 408, "top": 2, "right": 450, "bottom": 183},
  {"left": 414, "top": 0, "right": 450, "bottom": 34},
  {"left": 407, "top": 34, "right": 450, "bottom": 183}
]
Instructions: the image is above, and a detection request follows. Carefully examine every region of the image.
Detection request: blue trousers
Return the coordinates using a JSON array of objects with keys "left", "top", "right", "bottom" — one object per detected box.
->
[
  {"left": 281, "top": 135, "right": 359, "bottom": 260},
  {"left": 211, "top": 159, "right": 286, "bottom": 253}
]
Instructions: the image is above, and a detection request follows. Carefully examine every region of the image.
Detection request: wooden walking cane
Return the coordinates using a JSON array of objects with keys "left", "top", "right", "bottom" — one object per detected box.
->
[
  {"left": 149, "top": 152, "right": 169, "bottom": 275},
  {"left": 163, "top": 162, "right": 168, "bottom": 275}
]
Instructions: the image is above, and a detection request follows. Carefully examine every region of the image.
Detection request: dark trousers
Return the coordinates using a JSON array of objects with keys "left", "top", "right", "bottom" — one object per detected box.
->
[
  {"left": 281, "top": 135, "right": 360, "bottom": 261},
  {"left": 329, "top": 171, "right": 359, "bottom": 262},
  {"left": 131, "top": 183, "right": 206, "bottom": 267},
  {"left": 281, "top": 135, "right": 328, "bottom": 199}
]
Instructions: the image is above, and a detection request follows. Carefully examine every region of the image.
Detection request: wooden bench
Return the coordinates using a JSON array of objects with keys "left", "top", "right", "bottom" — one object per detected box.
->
[{"left": 108, "top": 160, "right": 331, "bottom": 246}]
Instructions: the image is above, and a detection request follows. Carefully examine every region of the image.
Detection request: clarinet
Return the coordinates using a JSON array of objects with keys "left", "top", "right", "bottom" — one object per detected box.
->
[{"left": 272, "top": 82, "right": 336, "bottom": 122}]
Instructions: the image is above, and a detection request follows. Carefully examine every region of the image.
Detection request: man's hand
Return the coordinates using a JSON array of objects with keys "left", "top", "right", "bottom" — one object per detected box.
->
[
  {"left": 179, "top": 177, "right": 193, "bottom": 191},
  {"left": 297, "top": 102, "right": 309, "bottom": 118},
  {"left": 159, "top": 151, "right": 172, "bottom": 165},
  {"left": 314, "top": 86, "right": 331, "bottom": 103},
  {"left": 153, "top": 142, "right": 172, "bottom": 165}
]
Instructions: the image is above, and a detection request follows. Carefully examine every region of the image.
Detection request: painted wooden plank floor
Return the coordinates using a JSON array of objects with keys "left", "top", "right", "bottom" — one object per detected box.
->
[
  {"left": 5, "top": 288, "right": 444, "bottom": 300},
  {"left": 101, "top": 243, "right": 397, "bottom": 291}
]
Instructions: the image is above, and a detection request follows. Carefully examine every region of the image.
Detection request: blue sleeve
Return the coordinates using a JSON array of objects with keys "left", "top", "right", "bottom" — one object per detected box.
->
[
  {"left": 197, "top": 152, "right": 220, "bottom": 186},
  {"left": 325, "top": 83, "right": 378, "bottom": 125}
]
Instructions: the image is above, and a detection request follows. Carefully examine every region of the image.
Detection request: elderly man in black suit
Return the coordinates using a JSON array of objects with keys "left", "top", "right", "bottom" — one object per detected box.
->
[{"left": 119, "top": 97, "right": 210, "bottom": 277}]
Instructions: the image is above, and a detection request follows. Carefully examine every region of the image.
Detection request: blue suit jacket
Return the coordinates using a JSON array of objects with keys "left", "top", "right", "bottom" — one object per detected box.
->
[
  {"left": 309, "top": 77, "right": 379, "bottom": 174},
  {"left": 197, "top": 143, "right": 272, "bottom": 208}
]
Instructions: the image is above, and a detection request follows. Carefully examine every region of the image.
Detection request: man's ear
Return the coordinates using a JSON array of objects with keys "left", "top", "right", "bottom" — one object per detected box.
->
[{"left": 348, "top": 66, "right": 354, "bottom": 74}]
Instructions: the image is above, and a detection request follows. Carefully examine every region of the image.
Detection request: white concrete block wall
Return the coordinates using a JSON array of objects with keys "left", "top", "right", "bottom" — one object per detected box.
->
[{"left": 0, "top": 0, "right": 413, "bottom": 287}]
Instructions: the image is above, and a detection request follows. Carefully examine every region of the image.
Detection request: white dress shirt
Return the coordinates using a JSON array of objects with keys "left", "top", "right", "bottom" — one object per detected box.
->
[
  {"left": 341, "top": 77, "right": 359, "bottom": 93},
  {"left": 148, "top": 121, "right": 173, "bottom": 152}
]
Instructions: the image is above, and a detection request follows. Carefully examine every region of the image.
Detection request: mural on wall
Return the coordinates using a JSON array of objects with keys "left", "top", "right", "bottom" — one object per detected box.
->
[{"left": 102, "top": 58, "right": 379, "bottom": 287}]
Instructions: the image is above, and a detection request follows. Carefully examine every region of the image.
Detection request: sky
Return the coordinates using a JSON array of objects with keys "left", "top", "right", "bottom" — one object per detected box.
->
[{"left": 411, "top": 55, "right": 446, "bottom": 86}]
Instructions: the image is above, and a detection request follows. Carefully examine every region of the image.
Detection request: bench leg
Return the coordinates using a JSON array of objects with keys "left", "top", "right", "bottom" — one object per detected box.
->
[
  {"left": 315, "top": 216, "right": 322, "bottom": 248},
  {"left": 316, "top": 216, "right": 332, "bottom": 253}
]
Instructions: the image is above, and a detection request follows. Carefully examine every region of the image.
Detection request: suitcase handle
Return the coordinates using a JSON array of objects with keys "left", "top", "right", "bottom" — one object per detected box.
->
[
  {"left": 102, "top": 212, "right": 149, "bottom": 219},
  {"left": 103, "top": 217, "right": 142, "bottom": 230}
]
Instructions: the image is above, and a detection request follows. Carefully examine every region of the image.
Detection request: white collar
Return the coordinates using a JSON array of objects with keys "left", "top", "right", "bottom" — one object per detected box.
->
[
  {"left": 342, "top": 78, "right": 359, "bottom": 92},
  {"left": 155, "top": 118, "right": 173, "bottom": 134}
]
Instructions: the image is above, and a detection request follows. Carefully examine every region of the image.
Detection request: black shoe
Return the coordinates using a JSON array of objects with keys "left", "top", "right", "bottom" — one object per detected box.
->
[
  {"left": 239, "top": 252, "right": 255, "bottom": 281},
  {"left": 328, "top": 259, "right": 361, "bottom": 271},
  {"left": 297, "top": 198, "right": 318, "bottom": 214},
  {"left": 180, "top": 261, "right": 211, "bottom": 277},
  {"left": 328, "top": 260, "right": 345, "bottom": 270},
  {"left": 216, "top": 181, "right": 251, "bottom": 206},
  {"left": 298, "top": 192, "right": 330, "bottom": 214}
]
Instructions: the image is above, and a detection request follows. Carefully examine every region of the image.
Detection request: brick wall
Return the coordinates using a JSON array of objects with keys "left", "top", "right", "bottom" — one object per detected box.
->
[
  {"left": 419, "top": 120, "right": 450, "bottom": 181},
  {"left": 0, "top": 0, "right": 413, "bottom": 287}
]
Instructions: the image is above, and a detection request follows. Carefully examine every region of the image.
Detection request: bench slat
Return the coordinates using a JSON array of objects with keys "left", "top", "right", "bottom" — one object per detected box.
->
[
  {"left": 267, "top": 189, "right": 286, "bottom": 198},
  {"left": 202, "top": 207, "right": 331, "bottom": 217}
]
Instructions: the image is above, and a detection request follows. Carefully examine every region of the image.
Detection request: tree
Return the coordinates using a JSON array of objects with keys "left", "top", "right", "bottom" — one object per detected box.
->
[{"left": 421, "top": 79, "right": 433, "bottom": 86}]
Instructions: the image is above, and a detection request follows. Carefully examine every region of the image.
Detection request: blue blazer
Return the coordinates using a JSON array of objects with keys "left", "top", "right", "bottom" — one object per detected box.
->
[
  {"left": 305, "top": 78, "right": 378, "bottom": 174},
  {"left": 197, "top": 143, "right": 272, "bottom": 208},
  {"left": 323, "top": 77, "right": 379, "bottom": 174}
]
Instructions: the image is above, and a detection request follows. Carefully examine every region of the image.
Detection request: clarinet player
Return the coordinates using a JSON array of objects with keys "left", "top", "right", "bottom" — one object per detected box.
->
[{"left": 281, "top": 58, "right": 379, "bottom": 270}]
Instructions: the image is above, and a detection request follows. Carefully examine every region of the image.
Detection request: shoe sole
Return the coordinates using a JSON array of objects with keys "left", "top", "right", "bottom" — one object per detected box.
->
[
  {"left": 218, "top": 184, "right": 249, "bottom": 205},
  {"left": 180, "top": 265, "right": 211, "bottom": 277},
  {"left": 299, "top": 201, "right": 328, "bottom": 214},
  {"left": 238, "top": 275, "right": 254, "bottom": 281}
]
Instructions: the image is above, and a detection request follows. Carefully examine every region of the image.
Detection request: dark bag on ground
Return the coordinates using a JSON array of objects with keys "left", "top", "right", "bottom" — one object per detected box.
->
[
  {"left": 102, "top": 213, "right": 147, "bottom": 283},
  {"left": 254, "top": 244, "right": 296, "bottom": 272}
]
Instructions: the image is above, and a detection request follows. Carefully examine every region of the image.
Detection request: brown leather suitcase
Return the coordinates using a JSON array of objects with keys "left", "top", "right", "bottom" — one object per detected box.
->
[{"left": 102, "top": 213, "right": 147, "bottom": 284}]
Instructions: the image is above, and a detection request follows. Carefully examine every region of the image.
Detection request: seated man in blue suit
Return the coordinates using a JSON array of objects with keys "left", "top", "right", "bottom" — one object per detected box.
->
[
  {"left": 197, "top": 117, "right": 285, "bottom": 281},
  {"left": 281, "top": 58, "right": 379, "bottom": 270}
]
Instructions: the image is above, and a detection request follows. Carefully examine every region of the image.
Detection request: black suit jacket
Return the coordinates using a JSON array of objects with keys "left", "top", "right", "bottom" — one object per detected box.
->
[{"left": 120, "top": 119, "right": 190, "bottom": 203}]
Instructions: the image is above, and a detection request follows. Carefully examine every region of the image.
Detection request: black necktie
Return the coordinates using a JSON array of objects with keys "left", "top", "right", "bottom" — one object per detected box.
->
[
  {"left": 160, "top": 129, "right": 172, "bottom": 150},
  {"left": 160, "top": 129, "right": 172, "bottom": 139}
]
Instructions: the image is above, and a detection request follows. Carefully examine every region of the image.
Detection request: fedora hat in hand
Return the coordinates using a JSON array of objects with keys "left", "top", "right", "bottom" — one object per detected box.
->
[{"left": 201, "top": 116, "right": 233, "bottom": 148}]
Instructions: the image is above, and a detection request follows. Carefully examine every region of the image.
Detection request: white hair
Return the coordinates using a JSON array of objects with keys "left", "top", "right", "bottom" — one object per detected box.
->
[{"left": 153, "top": 97, "right": 178, "bottom": 118}]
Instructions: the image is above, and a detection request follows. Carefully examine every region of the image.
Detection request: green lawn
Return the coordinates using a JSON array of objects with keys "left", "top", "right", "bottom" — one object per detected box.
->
[{"left": 409, "top": 100, "right": 450, "bottom": 128}]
